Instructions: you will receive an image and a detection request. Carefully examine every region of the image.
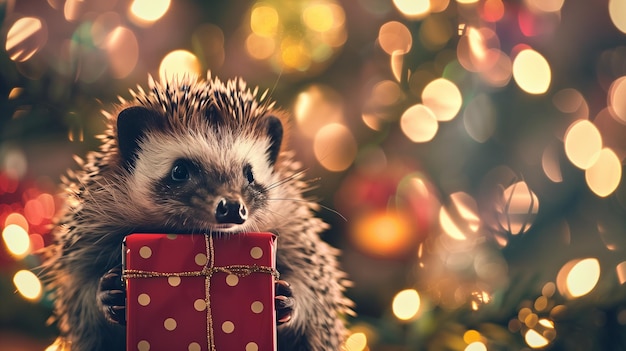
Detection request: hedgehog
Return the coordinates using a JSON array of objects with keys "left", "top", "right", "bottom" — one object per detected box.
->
[{"left": 43, "top": 73, "right": 352, "bottom": 351}]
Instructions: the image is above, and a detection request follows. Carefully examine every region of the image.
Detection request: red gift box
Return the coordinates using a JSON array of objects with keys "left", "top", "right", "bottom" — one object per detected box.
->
[{"left": 123, "top": 233, "right": 278, "bottom": 351}]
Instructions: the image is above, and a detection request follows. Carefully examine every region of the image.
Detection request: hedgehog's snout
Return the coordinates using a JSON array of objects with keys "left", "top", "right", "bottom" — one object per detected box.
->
[{"left": 215, "top": 197, "right": 248, "bottom": 224}]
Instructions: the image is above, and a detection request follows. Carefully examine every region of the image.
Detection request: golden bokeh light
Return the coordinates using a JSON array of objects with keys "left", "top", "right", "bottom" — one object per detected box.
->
[
  {"left": 5, "top": 212, "right": 29, "bottom": 231},
  {"left": 2, "top": 224, "right": 31, "bottom": 258},
  {"left": 439, "top": 192, "right": 481, "bottom": 240},
  {"left": 6, "top": 17, "right": 47, "bottom": 62},
  {"left": 482, "top": 0, "right": 505, "bottom": 22},
  {"left": 393, "top": 0, "right": 430, "bottom": 19},
  {"left": 512, "top": 49, "right": 551, "bottom": 94},
  {"left": 464, "top": 93, "right": 496, "bottom": 143},
  {"left": 609, "top": 0, "right": 626, "bottom": 34},
  {"left": 251, "top": 5, "right": 280, "bottom": 37},
  {"left": 497, "top": 181, "right": 539, "bottom": 235},
  {"left": 463, "top": 330, "right": 482, "bottom": 344},
  {"left": 303, "top": 3, "right": 344, "bottom": 33},
  {"left": 526, "top": 0, "right": 564, "bottom": 13},
  {"left": 391, "top": 50, "right": 404, "bottom": 82},
  {"left": 608, "top": 76, "right": 626, "bottom": 124},
  {"left": 392, "top": 289, "right": 421, "bottom": 321},
  {"left": 294, "top": 85, "right": 343, "bottom": 138},
  {"left": 400, "top": 104, "right": 439, "bottom": 143},
  {"left": 585, "top": 148, "right": 622, "bottom": 197},
  {"left": 344, "top": 332, "right": 367, "bottom": 351},
  {"left": 281, "top": 37, "right": 312, "bottom": 71},
  {"left": 105, "top": 26, "right": 139, "bottom": 79},
  {"left": 313, "top": 123, "right": 357, "bottom": 172},
  {"left": 557, "top": 258, "right": 601, "bottom": 299},
  {"left": 159, "top": 50, "right": 202, "bottom": 83},
  {"left": 378, "top": 21, "right": 412, "bottom": 55},
  {"left": 457, "top": 0, "right": 479, "bottom": 4},
  {"left": 525, "top": 329, "right": 549, "bottom": 349},
  {"left": 419, "top": 15, "right": 453, "bottom": 51},
  {"left": 129, "top": 0, "right": 170, "bottom": 25},
  {"left": 564, "top": 120, "right": 603, "bottom": 170},
  {"left": 464, "top": 341, "right": 487, "bottom": 351},
  {"left": 422, "top": 78, "right": 462, "bottom": 122},
  {"left": 617, "top": 261, "right": 626, "bottom": 284},
  {"left": 13, "top": 270, "right": 42, "bottom": 301},
  {"left": 351, "top": 210, "right": 414, "bottom": 258},
  {"left": 246, "top": 34, "right": 275, "bottom": 60}
]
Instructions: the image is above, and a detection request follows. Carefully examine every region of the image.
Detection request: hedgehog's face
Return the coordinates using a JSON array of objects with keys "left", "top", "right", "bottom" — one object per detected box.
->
[{"left": 115, "top": 105, "right": 283, "bottom": 233}]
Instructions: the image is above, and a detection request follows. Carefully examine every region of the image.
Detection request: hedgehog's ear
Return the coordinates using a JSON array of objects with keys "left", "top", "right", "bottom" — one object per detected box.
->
[
  {"left": 265, "top": 115, "right": 283, "bottom": 166},
  {"left": 117, "top": 106, "right": 161, "bottom": 169}
]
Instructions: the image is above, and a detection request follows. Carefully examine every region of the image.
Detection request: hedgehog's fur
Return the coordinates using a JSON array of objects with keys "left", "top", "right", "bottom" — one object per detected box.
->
[{"left": 43, "top": 73, "right": 352, "bottom": 351}]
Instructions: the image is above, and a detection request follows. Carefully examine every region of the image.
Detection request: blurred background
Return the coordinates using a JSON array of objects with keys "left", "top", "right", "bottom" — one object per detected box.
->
[{"left": 2, "top": 0, "right": 626, "bottom": 350}]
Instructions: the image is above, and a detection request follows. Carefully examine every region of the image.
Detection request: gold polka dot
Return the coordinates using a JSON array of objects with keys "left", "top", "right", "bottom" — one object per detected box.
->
[
  {"left": 195, "top": 253, "right": 208, "bottom": 266},
  {"left": 164, "top": 318, "right": 177, "bottom": 331},
  {"left": 139, "top": 246, "right": 152, "bottom": 259},
  {"left": 168, "top": 276, "right": 181, "bottom": 287},
  {"left": 246, "top": 342, "right": 259, "bottom": 351},
  {"left": 138, "top": 340, "right": 150, "bottom": 351},
  {"left": 226, "top": 274, "right": 239, "bottom": 286},
  {"left": 221, "top": 321, "right": 234, "bottom": 333},
  {"left": 194, "top": 299, "right": 207, "bottom": 311},
  {"left": 166, "top": 234, "right": 177, "bottom": 240},
  {"left": 251, "top": 301, "right": 264, "bottom": 314},
  {"left": 188, "top": 342, "right": 201, "bottom": 351},
  {"left": 138, "top": 293, "right": 150, "bottom": 306},
  {"left": 250, "top": 247, "right": 263, "bottom": 259}
]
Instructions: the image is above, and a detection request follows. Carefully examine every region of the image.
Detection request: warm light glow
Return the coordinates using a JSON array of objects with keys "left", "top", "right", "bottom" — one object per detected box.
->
[
  {"left": 557, "top": 258, "right": 601, "bottom": 299},
  {"left": 464, "top": 341, "right": 487, "bottom": 351},
  {"left": 5, "top": 212, "right": 29, "bottom": 231},
  {"left": 351, "top": 211, "right": 413, "bottom": 257},
  {"left": 392, "top": 289, "right": 421, "bottom": 321},
  {"left": 422, "top": 78, "right": 462, "bottom": 122},
  {"left": 608, "top": 76, "right": 626, "bottom": 123},
  {"left": 564, "top": 120, "right": 603, "bottom": 170},
  {"left": 609, "top": 0, "right": 626, "bottom": 34},
  {"left": 303, "top": 3, "right": 340, "bottom": 32},
  {"left": 313, "top": 123, "right": 357, "bottom": 172},
  {"left": 482, "top": 0, "right": 505, "bottom": 22},
  {"left": 6, "top": 17, "right": 46, "bottom": 62},
  {"left": 512, "top": 49, "right": 551, "bottom": 94},
  {"left": 393, "top": 0, "right": 430, "bottom": 18},
  {"left": 542, "top": 144, "right": 563, "bottom": 182},
  {"left": 105, "top": 26, "right": 139, "bottom": 79},
  {"left": 344, "top": 332, "right": 367, "bottom": 351},
  {"left": 378, "top": 21, "right": 412, "bottom": 55},
  {"left": 246, "top": 34, "right": 275, "bottom": 60},
  {"left": 13, "top": 270, "right": 42, "bottom": 301},
  {"left": 159, "top": 50, "right": 202, "bottom": 82},
  {"left": 250, "top": 5, "right": 279, "bottom": 37},
  {"left": 400, "top": 104, "right": 439, "bottom": 142},
  {"left": 439, "top": 192, "right": 481, "bottom": 240},
  {"left": 526, "top": 0, "right": 564, "bottom": 13},
  {"left": 585, "top": 148, "right": 621, "bottom": 197},
  {"left": 497, "top": 181, "right": 539, "bottom": 235},
  {"left": 525, "top": 329, "right": 549, "bottom": 348},
  {"left": 294, "top": 85, "right": 343, "bottom": 138},
  {"left": 129, "top": 0, "right": 170, "bottom": 24},
  {"left": 2, "top": 224, "right": 31, "bottom": 258},
  {"left": 463, "top": 330, "right": 482, "bottom": 344}
]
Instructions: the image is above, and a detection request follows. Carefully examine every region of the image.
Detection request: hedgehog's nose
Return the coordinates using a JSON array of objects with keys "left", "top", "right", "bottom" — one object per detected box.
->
[{"left": 215, "top": 198, "right": 248, "bottom": 224}]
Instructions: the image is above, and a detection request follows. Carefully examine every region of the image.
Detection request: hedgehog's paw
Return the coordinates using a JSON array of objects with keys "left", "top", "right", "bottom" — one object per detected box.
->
[
  {"left": 275, "top": 280, "right": 294, "bottom": 325},
  {"left": 97, "top": 265, "right": 126, "bottom": 325}
]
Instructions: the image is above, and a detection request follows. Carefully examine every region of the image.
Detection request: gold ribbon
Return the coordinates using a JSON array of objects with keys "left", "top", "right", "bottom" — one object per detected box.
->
[{"left": 123, "top": 235, "right": 278, "bottom": 351}]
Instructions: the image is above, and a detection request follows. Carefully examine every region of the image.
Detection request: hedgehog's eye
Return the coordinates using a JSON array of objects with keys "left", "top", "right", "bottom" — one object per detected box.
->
[
  {"left": 244, "top": 164, "right": 254, "bottom": 184},
  {"left": 171, "top": 160, "right": 191, "bottom": 182}
]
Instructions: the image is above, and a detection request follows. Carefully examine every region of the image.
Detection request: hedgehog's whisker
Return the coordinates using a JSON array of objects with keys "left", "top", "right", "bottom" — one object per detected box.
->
[
  {"left": 266, "top": 197, "right": 347, "bottom": 222},
  {"left": 266, "top": 169, "right": 308, "bottom": 190}
]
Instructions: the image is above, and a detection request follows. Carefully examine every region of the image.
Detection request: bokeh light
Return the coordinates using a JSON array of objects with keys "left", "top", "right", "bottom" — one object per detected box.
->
[
  {"left": 344, "top": 332, "right": 368, "bottom": 351},
  {"left": 351, "top": 210, "right": 414, "bottom": 258},
  {"left": 105, "top": 26, "right": 139, "bottom": 79},
  {"left": 525, "top": 329, "right": 549, "bottom": 349},
  {"left": 557, "top": 258, "right": 601, "bottom": 299},
  {"left": 378, "top": 21, "right": 412, "bottom": 55},
  {"left": 422, "top": 78, "right": 462, "bottom": 122},
  {"left": 400, "top": 104, "right": 439, "bottom": 142},
  {"left": 5, "top": 17, "right": 47, "bottom": 62},
  {"left": 526, "top": 0, "right": 564, "bottom": 13},
  {"left": 294, "top": 85, "right": 343, "bottom": 138},
  {"left": 129, "top": 0, "right": 171, "bottom": 26},
  {"left": 512, "top": 49, "right": 551, "bottom": 94},
  {"left": 608, "top": 76, "right": 626, "bottom": 124},
  {"left": 159, "top": 50, "right": 202, "bottom": 82},
  {"left": 585, "top": 148, "right": 622, "bottom": 197},
  {"left": 393, "top": 0, "right": 430, "bottom": 19},
  {"left": 609, "top": 0, "right": 626, "bottom": 34},
  {"left": 13, "top": 270, "right": 42, "bottom": 301},
  {"left": 439, "top": 192, "right": 481, "bottom": 240},
  {"left": 2, "top": 224, "right": 30, "bottom": 258},
  {"left": 465, "top": 341, "right": 487, "bottom": 351},
  {"left": 392, "top": 289, "right": 421, "bottom": 321},
  {"left": 564, "top": 120, "right": 603, "bottom": 170},
  {"left": 463, "top": 93, "right": 496, "bottom": 143},
  {"left": 313, "top": 123, "right": 357, "bottom": 172}
]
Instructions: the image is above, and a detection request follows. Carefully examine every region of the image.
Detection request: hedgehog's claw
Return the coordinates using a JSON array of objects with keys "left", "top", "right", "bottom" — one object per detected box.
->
[
  {"left": 275, "top": 280, "right": 294, "bottom": 325},
  {"left": 97, "top": 265, "right": 126, "bottom": 325}
]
